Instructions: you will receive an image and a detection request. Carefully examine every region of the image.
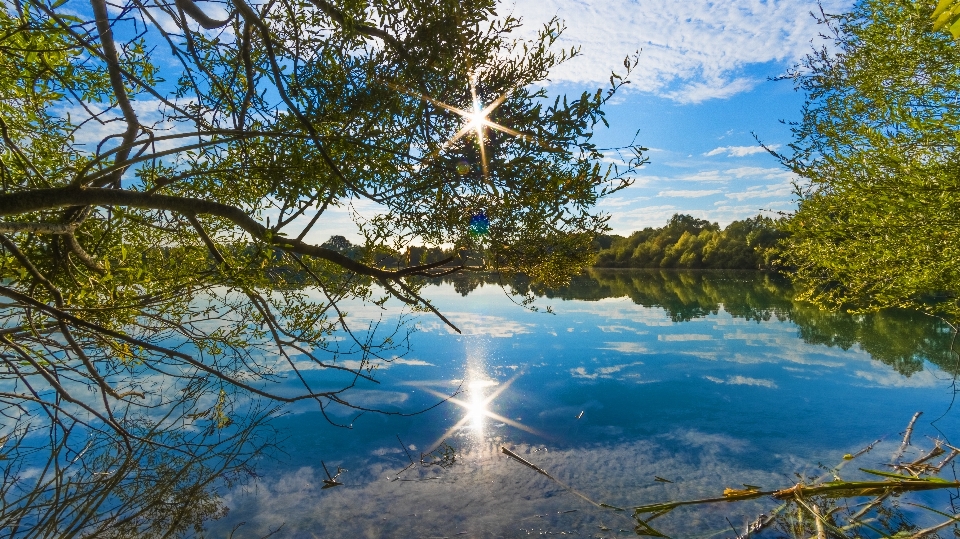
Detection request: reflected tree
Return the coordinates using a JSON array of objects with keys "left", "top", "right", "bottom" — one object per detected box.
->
[
  {"left": 435, "top": 270, "right": 960, "bottom": 378},
  {"left": 0, "top": 379, "right": 272, "bottom": 538}
]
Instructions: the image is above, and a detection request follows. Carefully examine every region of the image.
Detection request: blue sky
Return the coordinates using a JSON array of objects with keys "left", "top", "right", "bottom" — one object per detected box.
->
[
  {"left": 506, "top": 0, "right": 852, "bottom": 235},
  {"left": 311, "top": 0, "right": 853, "bottom": 240}
]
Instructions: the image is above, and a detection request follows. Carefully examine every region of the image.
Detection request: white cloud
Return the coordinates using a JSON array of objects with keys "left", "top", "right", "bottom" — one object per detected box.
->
[
  {"left": 335, "top": 358, "right": 435, "bottom": 371},
  {"left": 420, "top": 313, "right": 536, "bottom": 338},
  {"left": 724, "top": 166, "right": 795, "bottom": 180},
  {"left": 662, "top": 170, "right": 731, "bottom": 183},
  {"left": 599, "top": 342, "right": 649, "bottom": 354},
  {"left": 664, "top": 77, "right": 759, "bottom": 104},
  {"left": 597, "top": 196, "right": 638, "bottom": 208},
  {"left": 657, "top": 189, "right": 722, "bottom": 198},
  {"left": 509, "top": 0, "right": 850, "bottom": 101},
  {"left": 570, "top": 360, "right": 645, "bottom": 379},
  {"left": 854, "top": 368, "right": 944, "bottom": 389},
  {"left": 213, "top": 435, "right": 800, "bottom": 538},
  {"left": 659, "top": 334, "right": 712, "bottom": 342},
  {"left": 728, "top": 375, "right": 778, "bottom": 388},
  {"left": 558, "top": 297, "right": 675, "bottom": 326},
  {"left": 705, "top": 145, "right": 779, "bottom": 158},
  {"left": 724, "top": 182, "right": 795, "bottom": 202},
  {"left": 597, "top": 325, "right": 646, "bottom": 334},
  {"left": 705, "top": 375, "right": 778, "bottom": 388},
  {"left": 635, "top": 167, "right": 793, "bottom": 185}
]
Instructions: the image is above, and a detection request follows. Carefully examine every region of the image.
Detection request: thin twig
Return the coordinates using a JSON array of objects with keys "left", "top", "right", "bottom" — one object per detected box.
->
[{"left": 893, "top": 411, "right": 923, "bottom": 463}]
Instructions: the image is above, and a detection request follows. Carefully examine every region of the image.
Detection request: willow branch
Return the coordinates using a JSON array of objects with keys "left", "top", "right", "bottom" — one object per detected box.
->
[
  {"left": 175, "top": 0, "right": 234, "bottom": 29},
  {"left": 231, "top": 0, "right": 382, "bottom": 204},
  {"left": 0, "top": 222, "right": 77, "bottom": 234},
  {"left": 393, "top": 278, "right": 461, "bottom": 334},
  {"left": 0, "top": 335, "right": 125, "bottom": 442},
  {"left": 63, "top": 233, "right": 106, "bottom": 274},
  {"left": 304, "top": 0, "right": 408, "bottom": 59},
  {"left": 90, "top": 0, "right": 140, "bottom": 186},
  {"left": 0, "top": 186, "right": 459, "bottom": 280},
  {"left": 0, "top": 234, "right": 64, "bottom": 306}
]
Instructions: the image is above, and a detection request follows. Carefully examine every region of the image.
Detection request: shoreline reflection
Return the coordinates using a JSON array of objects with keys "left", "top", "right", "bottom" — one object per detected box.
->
[{"left": 431, "top": 269, "right": 960, "bottom": 378}]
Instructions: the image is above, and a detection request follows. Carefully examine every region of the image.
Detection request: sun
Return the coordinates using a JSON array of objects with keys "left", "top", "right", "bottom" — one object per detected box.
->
[
  {"left": 463, "top": 105, "right": 487, "bottom": 132},
  {"left": 388, "top": 76, "right": 526, "bottom": 181}
]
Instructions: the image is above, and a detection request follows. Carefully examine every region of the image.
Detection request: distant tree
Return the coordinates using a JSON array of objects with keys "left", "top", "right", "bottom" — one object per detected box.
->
[
  {"left": 320, "top": 235, "right": 354, "bottom": 254},
  {"left": 702, "top": 215, "right": 785, "bottom": 269},
  {"left": 593, "top": 214, "right": 781, "bottom": 270},
  {"left": 777, "top": 0, "right": 960, "bottom": 318}
]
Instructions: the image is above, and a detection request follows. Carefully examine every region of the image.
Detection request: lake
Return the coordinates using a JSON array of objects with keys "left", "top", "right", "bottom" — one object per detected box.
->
[{"left": 212, "top": 270, "right": 960, "bottom": 538}]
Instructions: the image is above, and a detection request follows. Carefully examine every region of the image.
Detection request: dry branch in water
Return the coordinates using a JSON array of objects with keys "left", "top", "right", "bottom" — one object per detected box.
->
[{"left": 497, "top": 414, "right": 960, "bottom": 538}]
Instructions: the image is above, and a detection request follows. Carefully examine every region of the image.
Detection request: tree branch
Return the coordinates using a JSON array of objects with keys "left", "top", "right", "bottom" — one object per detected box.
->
[
  {"left": 90, "top": 0, "right": 140, "bottom": 186},
  {"left": 0, "top": 186, "right": 459, "bottom": 279},
  {"left": 304, "top": 0, "right": 408, "bottom": 59},
  {"left": 175, "top": 0, "right": 234, "bottom": 29},
  {"left": 63, "top": 233, "right": 106, "bottom": 274},
  {"left": 0, "top": 222, "right": 77, "bottom": 234}
]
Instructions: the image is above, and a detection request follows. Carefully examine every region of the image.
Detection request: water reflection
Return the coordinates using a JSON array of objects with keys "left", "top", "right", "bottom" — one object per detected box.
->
[
  {"left": 211, "top": 270, "right": 960, "bottom": 538},
  {"left": 422, "top": 370, "right": 537, "bottom": 451},
  {"left": 466, "top": 378, "right": 493, "bottom": 433},
  {"left": 434, "top": 269, "right": 960, "bottom": 378}
]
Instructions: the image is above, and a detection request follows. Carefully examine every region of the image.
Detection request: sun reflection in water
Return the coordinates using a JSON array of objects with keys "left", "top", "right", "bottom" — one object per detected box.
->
[
  {"left": 466, "top": 377, "right": 497, "bottom": 434},
  {"left": 420, "top": 366, "right": 541, "bottom": 452}
]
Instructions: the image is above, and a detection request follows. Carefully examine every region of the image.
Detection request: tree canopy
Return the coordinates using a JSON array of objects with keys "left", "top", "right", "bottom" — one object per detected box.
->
[
  {"left": 778, "top": 0, "right": 960, "bottom": 320},
  {"left": 933, "top": 0, "right": 960, "bottom": 37},
  {"left": 0, "top": 0, "right": 644, "bottom": 533}
]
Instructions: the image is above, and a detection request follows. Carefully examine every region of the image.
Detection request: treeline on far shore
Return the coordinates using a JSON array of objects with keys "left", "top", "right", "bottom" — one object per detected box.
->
[
  {"left": 321, "top": 213, "right": 788, "bottom": 271},
  {"left": 592, "top": 213, "right": 786, "bottom": 270}
]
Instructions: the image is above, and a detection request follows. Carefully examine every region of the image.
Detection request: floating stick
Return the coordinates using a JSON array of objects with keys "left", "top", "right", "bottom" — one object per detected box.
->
[
  {"left": 893, "top": 411, "right": 923, "bottom": 462},
  {"left": 500, "top": 446, "right": 622, "bottom": 510}
]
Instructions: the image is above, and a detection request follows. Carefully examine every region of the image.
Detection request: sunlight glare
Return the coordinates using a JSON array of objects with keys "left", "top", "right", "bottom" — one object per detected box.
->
[
  {"left": 466, "top": 378, "right": 497, "bottom": 432},
  {"left": 387, "top": 78, "right": 534, "bottom": 187},
  {"left": 417, "top": 369, "right": 542, "bottom": 452}
]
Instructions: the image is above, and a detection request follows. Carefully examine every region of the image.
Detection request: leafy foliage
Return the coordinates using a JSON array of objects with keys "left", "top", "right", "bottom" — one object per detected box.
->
[
  {"left": 779, "top": 0, "right": 960, "bottom": 320},
  {"left": 933, "top": 0, "right": 960, "bottom": 37},
  {"left": 593, "top": 214, "right": 785, "bottom": 270}
]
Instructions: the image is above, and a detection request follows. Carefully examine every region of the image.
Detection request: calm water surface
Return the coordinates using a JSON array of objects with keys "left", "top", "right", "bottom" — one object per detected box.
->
[{"left": 215, "top": 270, "right": 960, "bottom": 538}]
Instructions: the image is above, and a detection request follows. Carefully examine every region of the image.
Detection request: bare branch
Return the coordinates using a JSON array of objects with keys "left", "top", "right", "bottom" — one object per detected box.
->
[
  {"left": 90, "top": 0, "right": 140, "bottom": 186},
  {"left": 0, "top": 222, "right": 77, "bottom": 234},
  {"left": 175, "top": 0, "right": 234, "bottom": 29},
  {"left": 0, "top": 186, "right": 462, "bottom": 281}
]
